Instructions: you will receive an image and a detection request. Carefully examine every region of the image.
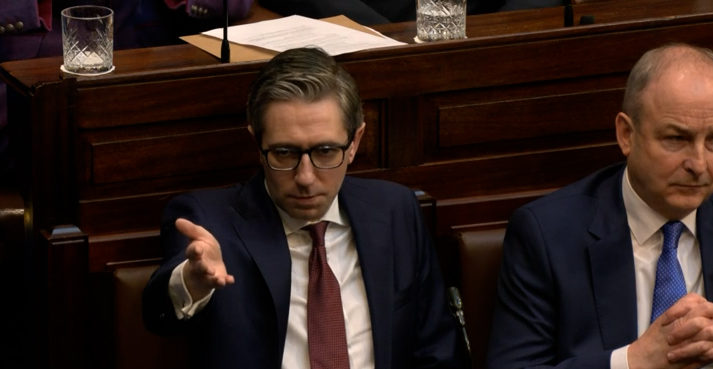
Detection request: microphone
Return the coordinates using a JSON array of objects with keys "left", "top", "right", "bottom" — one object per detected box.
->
[
  {"left": 564, "top": 0, "right": 574, "bottom": 27},
  {"left": 220, "top": 0, "right": 230, "bottom": 63},
  {"left": 448, "top": 287, "right": 471, "bottom": 354}
]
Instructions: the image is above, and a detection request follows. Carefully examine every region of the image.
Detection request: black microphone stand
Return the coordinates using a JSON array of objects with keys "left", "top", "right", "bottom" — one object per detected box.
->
[
  {"left": 220, "top": 0, "right": 230, "bottom": 63},
  {"left": 564, "top": 0, "right": 574, "bottom": 27},
  {"left": 448, "top": 287, "right": 471, "bottom": 354}
]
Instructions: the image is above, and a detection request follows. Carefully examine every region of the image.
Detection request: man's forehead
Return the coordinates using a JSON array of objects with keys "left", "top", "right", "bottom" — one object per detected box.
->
[{"left": 262, "top": 101, "right": 348, "bottom": 143}]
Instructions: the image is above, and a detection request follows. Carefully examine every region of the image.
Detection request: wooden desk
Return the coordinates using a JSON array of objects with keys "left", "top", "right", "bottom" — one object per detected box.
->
[{"left": 2, "top": 0, "right": 713, "bottom": 367}]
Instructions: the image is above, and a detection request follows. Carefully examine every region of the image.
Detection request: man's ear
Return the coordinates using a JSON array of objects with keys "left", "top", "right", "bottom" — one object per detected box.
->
[
  {"left": 247, "top": 124, "right": 261, "bottom": 148},
  {"left": 247, "top": 124, "right": 265, "bottom": 165},
  {"left": 347, "top": 123, "right": 366, "bottom": 164},
  {"left": 615, "top": 112, "right": 634, "bottom": 157}
]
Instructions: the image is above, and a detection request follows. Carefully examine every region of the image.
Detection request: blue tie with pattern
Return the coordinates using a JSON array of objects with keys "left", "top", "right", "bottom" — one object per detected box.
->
[{"left": 650, "top": 220, "right": 687, "bottom": 323}]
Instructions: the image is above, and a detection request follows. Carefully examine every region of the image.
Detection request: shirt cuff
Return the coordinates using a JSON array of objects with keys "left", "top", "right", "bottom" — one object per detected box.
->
[
  {"left": 168, "top": 260, "right": 214, "bottom": 319},
  {"left": 610, "top": 345, "right": 630, "bottom": 369}
]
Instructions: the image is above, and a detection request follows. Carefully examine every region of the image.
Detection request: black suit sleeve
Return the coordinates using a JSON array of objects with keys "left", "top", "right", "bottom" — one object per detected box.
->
[{"left": 142, "top": 193, "right": 209, "bottom": 335}]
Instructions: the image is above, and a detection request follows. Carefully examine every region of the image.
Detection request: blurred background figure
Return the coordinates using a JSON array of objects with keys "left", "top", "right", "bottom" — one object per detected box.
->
[{"left": 0, "top": 0, "right": 253, "bottom": 177}]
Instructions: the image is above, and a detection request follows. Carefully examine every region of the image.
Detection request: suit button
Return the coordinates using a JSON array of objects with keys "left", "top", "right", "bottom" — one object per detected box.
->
[
  {"left": 0, "top": 26, "right": 5, "bottom": 34},
  {"left": 15, "top": 21, "right": 23, "bottom": 31},
  {"left": 6, "top": 23, "right": 15, "bottom": 32}
]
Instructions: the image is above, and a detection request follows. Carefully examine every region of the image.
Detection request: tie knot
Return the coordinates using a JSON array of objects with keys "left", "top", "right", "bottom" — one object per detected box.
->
[
  {"left": 662, "top": 221, "right": 684, "bottom": 251},
  {"left": 305, "top": 221, "right": 329, "bottom": 247}
]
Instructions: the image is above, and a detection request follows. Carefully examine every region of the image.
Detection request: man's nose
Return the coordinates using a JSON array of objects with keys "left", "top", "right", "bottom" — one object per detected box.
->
[
  {"left": 683, "top": 143, "right": 707, "bottom": 175},
  {"left": 294, "top": 153, "right": 316, "bottom": 184}
]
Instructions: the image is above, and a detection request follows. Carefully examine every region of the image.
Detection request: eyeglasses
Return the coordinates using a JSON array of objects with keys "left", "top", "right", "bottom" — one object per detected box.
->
[{"left": 261, "top": 142, "right": 351, "bottom": 171}]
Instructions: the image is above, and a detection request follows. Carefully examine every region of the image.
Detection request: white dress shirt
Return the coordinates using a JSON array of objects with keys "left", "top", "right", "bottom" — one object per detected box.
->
[
  {"left": 167, "top": 192, "right": 375, "bottom": 369},
  {"left": 610, "top": 167, "right": 706, "bottom": 369}
]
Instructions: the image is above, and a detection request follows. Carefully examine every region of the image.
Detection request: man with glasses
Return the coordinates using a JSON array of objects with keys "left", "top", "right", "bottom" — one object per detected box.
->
[{"left": 143, "top": 47, "right": 469, "bottom": 369}]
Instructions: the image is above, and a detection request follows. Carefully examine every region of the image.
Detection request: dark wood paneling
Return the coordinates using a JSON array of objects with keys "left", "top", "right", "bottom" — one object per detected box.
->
[
  {"left": 79, "top": 193, "right": 174, "bottom": 235},
  {"left": 75, "top": 71, "right": 258, "bottom": 128},
  {"left": 89, "top": 127, "right": 250, "bottom": 184},
  {"left": 437, "top": 89, "right": 622, "bottom": 147},
  {"left": 89, "top": 232, "right": 162, "bottom": 273}
]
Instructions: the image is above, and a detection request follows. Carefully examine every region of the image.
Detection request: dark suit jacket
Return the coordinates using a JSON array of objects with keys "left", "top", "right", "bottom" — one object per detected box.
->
[
  {"left": 487, "top": 163, "right": 713, "bottom": 369},
  {"left": 143, "top": 172, "right": 469, "bottom": 369}
]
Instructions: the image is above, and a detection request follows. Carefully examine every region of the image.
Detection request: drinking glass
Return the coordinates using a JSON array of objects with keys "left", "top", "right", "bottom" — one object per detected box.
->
[
  {"left": 416, "top": 0, "right": 467, "bottom": 42},
  {"left": 61, "top": 5, "right": 114, "bottom": 76}
]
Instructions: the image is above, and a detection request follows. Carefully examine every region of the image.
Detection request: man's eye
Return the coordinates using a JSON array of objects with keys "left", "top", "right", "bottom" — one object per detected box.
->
[
  {"left": 272, "top": 148, "right": 298, "bottom": 157},
  {"left": 706, "top": 137, "right": 713, "bottom": 151},
  {"left": 660, "top": 135, "right": 688, "bottom": 151},
  {"left": 314, "top": 146, "right": 339, "bottom": 155}
]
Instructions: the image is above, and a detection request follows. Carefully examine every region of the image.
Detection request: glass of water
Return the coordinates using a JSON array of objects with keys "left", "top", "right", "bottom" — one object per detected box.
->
[
  {"left": 61, "top": 5, "right": 114, "bottom": 76},
  {"left": 416, "top": 0, "right": 467, "bottom": 42}
]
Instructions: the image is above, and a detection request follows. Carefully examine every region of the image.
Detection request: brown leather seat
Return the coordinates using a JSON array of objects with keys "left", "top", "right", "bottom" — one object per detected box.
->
[
  {"left": 113, "top": 264, "right": 189, "bottom": 369},
  {"left": 454, "top": 225, "right": 506, "bottom": 369}
]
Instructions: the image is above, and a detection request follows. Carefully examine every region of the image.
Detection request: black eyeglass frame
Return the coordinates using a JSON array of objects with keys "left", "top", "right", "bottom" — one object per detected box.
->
[{"left": 260, "top": 141, "right": 352, "bottom": 171}]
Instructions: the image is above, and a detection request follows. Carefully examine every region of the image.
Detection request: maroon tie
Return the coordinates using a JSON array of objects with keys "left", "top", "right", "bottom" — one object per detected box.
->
[{"left": 305, "top": 221, "right": 350, "bottom": 369}]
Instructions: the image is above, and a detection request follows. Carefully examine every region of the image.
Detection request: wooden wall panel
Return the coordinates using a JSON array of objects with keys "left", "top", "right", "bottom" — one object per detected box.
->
[
  {"left": 75, "top": 71, "right": 258, "bottom": 128},
  {"left": 89, "top": 128, "right": 250, "bottom": 184},
  {"left": 437, "top": 89, "right": 623, "bottom": 147}
]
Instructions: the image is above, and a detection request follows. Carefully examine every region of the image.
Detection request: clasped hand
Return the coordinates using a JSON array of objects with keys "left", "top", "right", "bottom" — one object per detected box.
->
[
  {"left": 630, "top": 293, "right": 713, "bottom": 369},
  {"left": 175, "top": 218, "right": 235, "bottom": 300}
]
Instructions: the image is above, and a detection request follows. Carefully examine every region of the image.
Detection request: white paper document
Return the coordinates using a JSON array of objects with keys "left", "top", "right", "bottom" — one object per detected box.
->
[{"left": 202, "top": 15, "right": 406, "bottom": 56}]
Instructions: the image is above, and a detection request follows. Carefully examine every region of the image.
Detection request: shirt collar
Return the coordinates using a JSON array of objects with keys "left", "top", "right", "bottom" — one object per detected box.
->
[
  {"left": 264, "top": 180, "right": 348, "bottom": 235},
  {"left": 622, "top": 166, "right": 696, "bottom": 245}
]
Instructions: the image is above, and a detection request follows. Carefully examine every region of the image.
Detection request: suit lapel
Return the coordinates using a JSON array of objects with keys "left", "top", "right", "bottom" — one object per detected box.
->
[
  {"left": 587, "top": 168, "right": 639, "bottom": 348},
  {"left": 231, "top": 173, "right": 293, "bottom": 350},
  {"left": 696, "top": 199, "right": 713, "bottom": 301},
  {"left": 339, "top": 179, "right": 394, "bottom": 369}
]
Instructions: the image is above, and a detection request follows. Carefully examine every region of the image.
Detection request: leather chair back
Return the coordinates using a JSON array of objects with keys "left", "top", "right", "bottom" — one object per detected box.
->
[
  {"left": 455, "top": 226, "right": 506, "bottom": 369},
  {"left": 113, "top": 264, "right": 189, "bottom": 369}
]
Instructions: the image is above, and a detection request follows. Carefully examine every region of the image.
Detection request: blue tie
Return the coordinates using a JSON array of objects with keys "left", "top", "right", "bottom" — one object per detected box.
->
[{"left": 650, "top": 221, "right": 687, "bottom": 323}]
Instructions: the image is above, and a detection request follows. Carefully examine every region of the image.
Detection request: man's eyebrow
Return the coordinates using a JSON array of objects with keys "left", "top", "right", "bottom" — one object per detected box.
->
[
  {"left": 266, "top": 143, "right": 299, "bottom": 148},
  {"left": 661, "top": 123, "right": 694, "bottom": 134},
  {"left": 267, "top": 142, "right": 343, "bottom": 149}
]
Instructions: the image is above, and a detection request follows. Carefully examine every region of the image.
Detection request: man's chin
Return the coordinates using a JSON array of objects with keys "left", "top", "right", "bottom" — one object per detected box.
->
[
  {"left": 287, "top": 206, "right": 326, "bottom": 222},
  {"left": 664, "top": 195, "right": 710, "bottom": 218}
]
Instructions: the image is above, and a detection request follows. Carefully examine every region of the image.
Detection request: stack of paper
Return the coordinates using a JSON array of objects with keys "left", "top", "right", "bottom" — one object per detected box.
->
[{"left": 182, "top": 15, "right": 406, "bottom": 63}]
